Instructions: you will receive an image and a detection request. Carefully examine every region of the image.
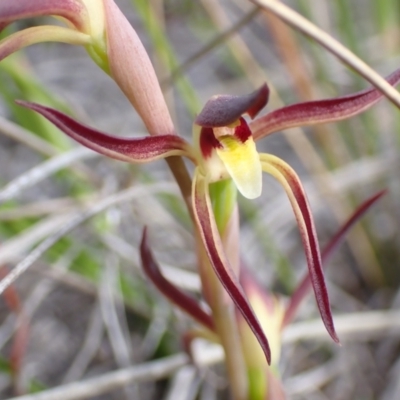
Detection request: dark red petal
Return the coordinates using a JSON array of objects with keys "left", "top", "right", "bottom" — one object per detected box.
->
[
  {"left": 140, "top": 228, "right": 215, "bottom": 331},
  {"left": 195, "top": 84, "right": 269, "bottom": 127},
  {"left": 251, "top": 68, "right": 400, "bottom": 140},
  {"left": 0, "top": 0, "right": 88, "bottom": 32},
  {"left": 192, "top": 171, "right": 271, "bottom": 364},
  {"left": 234, "top": 117, "right": 252, "bottom": 143},
  {"left": 261, "top": 154, "right": 338, "bottom": 343},
  {"left": 199, "top": 127, "right": 222, "bottom": 158},
  {"left": 16, "top": 101, "right": 193, "bottom": 163},
  {"left": 282, "top": 190, "right": 387, "bottom": 327}
]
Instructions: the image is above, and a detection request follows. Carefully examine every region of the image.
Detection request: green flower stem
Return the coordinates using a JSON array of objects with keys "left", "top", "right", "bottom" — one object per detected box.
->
[
  {"left": 85, "top": 40, "right": 110, "bottom": 74},
  {"left": 209, "top": 179, "right": 237, "bottom": 233}
]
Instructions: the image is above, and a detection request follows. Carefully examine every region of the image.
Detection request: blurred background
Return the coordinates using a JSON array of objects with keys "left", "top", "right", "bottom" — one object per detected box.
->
[{"left": 0, "top": 0, "right": 399, "bottom": 399}]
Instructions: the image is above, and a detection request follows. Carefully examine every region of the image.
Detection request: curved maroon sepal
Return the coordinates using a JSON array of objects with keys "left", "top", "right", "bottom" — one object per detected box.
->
[
  {"left": 192, "top": 171, "right": 271, "bottom": 364},
  {"left": 140, "top": 228, "right": 215, "bottom": 331},
  {"left": 195, "top": 84, "right": 269, "bottom": 127},
  {"left": 282, "top": 190, "right": 387, "bottom": 327},
  {"left": 251, "top": 68, "right": 400, "bottom": 140},
  {"left": 16, "top": 101, "right": 193, "bottom": 163},
  {"left": 261, "top": 154, "right": 339, "bottom": 343},
  {"left": 0, "top": 0, "right": 88, "bottom": 32}
]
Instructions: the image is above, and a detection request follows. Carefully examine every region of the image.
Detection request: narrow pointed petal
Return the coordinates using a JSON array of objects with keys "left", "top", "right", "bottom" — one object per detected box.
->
[
  {"left": 251, "top": 68, "right": 400, "bottom": 140},
  {"left": 104, "top": 0, "right": 176, "bottom": 137},
  {"left": 0, "top": 26, "right": 90, "bottom": 62},
  {"left": 140, "top": 228, "right": 215, "bottom": 331},
  {"left": 195, "top": 84, "right": 269, "bottom": 127},
  {"left": 0, "top": 0, "right": 89, "bottom": 32},
  {"left": 260, "top": 154, "right": 339, "bottom": 343},
  {"left": 192, "top": 170, "right": 271, "bottom": 364},
  {"left": 17, "top": 101, "right": 194, "bottom": 163},
  {"left": 283, "top": 190, "right": 386, "bottom": 327}
]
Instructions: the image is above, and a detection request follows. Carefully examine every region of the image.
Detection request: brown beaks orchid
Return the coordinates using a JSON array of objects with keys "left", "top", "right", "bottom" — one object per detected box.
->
[{"left": 15, "top": 68, "right": 400, "bottom": 363}]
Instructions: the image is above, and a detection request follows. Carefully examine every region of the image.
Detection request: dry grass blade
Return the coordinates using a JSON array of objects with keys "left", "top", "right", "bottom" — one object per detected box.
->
[
  {"left": 0, "top": 213, "right": 76, "bottom": 265},
  {"left": 8, "top": 354, "right": 190, "bottom": 400},
  {"left": 100, "top": 255, "right": 138, "bottom": 396},
  {"left": 251, "top": 0, "right": 400, "bottom": 108},
  {"left": 0, "top": 182, "right": 178, "bottom": 296},
  {"left": 164, "top": 366, "right": 200, "bottom": 400},
  {"left": 62, "top": 303, "right": 104, "bottom": 384},
  {"left": 139, "top": 306, "right": 169, "bottom": 359},
  {"left": 163, "top": 6, "right": 260, "bottom": 87},
  {"left": 6, "top": 341, "right": 228, "bottom": 400},
  {"left": 284, "top": 358, "right": 341, "bottom": 396},
  {"left": 201, "top": 0, "right": 265, "bottom": 87},
  {"left": 101, "top": 232, "right": 200, "bottom": 292},
  {"left": 283, "top": 310, "right": 400, "bottom": 344},
  {"left": 100, "top": 255, "right": 133, "bottom": 367},
  {"left": 325, "top": 154, "right": 399, "bottom": 192},
  {"left": 0, "top": 198, "right": 80, "bottom": 221},
  {"left": 0, "top": 147, "right": 97, "bottom": 205},
  {"left": 0, "top": 116, "right": 59, "bottom": 157}
]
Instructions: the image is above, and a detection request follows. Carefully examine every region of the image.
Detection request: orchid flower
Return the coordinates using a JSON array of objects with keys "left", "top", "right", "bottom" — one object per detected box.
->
[
  {"left": 2, "top": 2, "right": 399, "bottom": 397},
  {"left": 14, "top": 68, "right": 400, "bottom": 364}
]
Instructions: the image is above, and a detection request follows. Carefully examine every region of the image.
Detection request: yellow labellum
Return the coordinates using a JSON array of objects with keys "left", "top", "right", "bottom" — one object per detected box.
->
[{"left": 216, "top": 136, "right": 262, "bottom": 199}]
